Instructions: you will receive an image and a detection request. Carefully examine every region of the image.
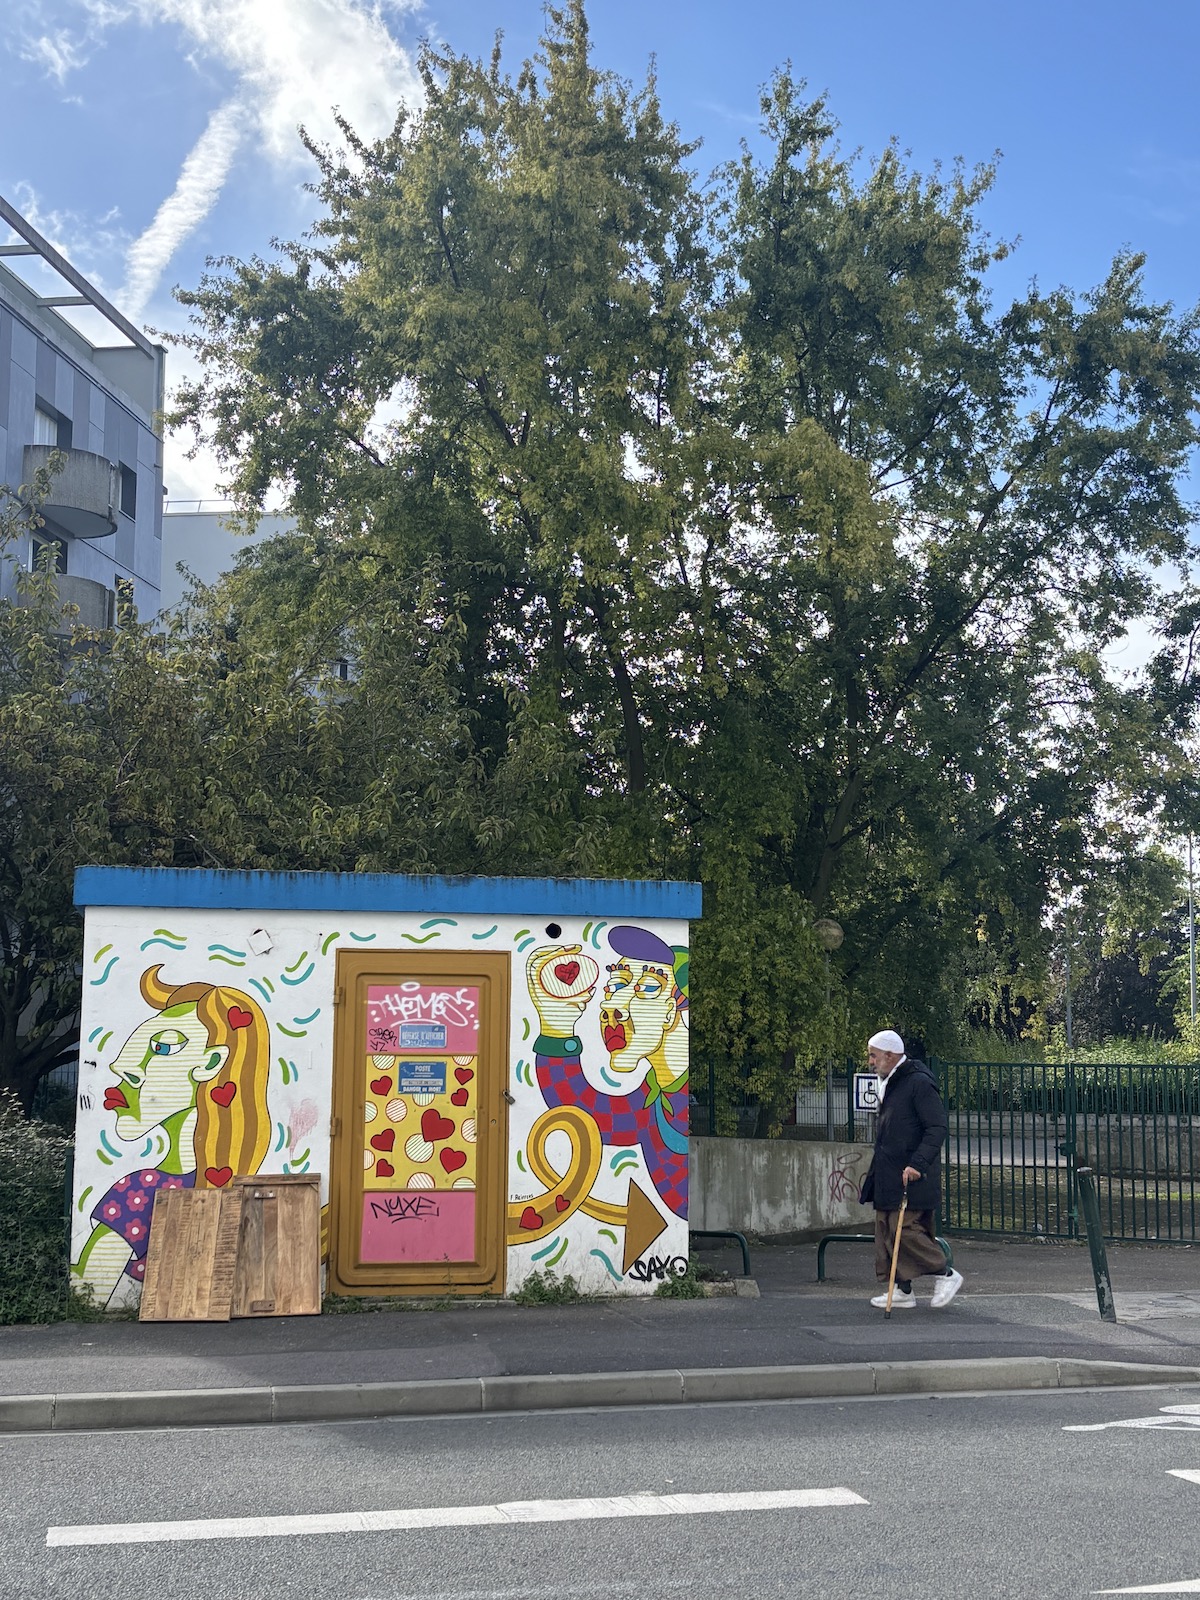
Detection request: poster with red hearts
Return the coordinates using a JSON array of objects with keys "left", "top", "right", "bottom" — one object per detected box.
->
[{"left": 366, "top": 983, "right": 479, "bottom": 1055}]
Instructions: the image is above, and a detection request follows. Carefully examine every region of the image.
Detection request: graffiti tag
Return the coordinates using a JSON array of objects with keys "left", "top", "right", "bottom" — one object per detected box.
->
[
  {"left": 628, "top": 1255, "right": 688, "bottom": 1283},
  {"left": 370, "top": 1194, "right": 441, "bottom": 1222},
  {"left": 828, "top": 1156, "right": 866, "bottom": 1204},
  {"left": 373, "top": 987, "right": 477, "bottom": 1027}
]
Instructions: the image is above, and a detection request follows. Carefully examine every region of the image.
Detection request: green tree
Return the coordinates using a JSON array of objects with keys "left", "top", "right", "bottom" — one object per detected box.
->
[{"left": 164, "top": 14, "right": 1200, "bottom": 1123}]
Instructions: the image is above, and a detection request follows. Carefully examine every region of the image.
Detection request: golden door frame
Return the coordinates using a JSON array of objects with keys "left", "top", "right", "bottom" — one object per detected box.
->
[{"left": 329, "top": 949, "right": 510, "bottom": 1297}]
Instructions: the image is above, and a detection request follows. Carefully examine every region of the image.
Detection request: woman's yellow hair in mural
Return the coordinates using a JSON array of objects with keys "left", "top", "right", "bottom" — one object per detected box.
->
[{"left": 139, "top": 964, "right": 271, "bottom": 1184}]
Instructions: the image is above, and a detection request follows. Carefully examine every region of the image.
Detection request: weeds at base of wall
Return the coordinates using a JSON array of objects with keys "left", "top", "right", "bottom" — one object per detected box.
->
[
  {"left": 510, "top": 1269, "right": 592, "bottom": 1306},
  {"left": 653, "top": 1257, "right": 726, "bottom": 1299}
]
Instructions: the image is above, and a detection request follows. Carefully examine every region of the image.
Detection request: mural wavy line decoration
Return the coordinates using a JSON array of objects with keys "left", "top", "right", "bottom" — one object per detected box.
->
[
  {"left": 280, "top": 964, "right": 315, "bottom": 986},
  {"left": 320, "top": 931, "right": 341, "bottom": 955},
  {"left": 472, "top": 925, "right": 499, "bottom": 941},
  {"left": 589, "top": 1248, "right": 622, "bottom": 1281},
  {"left": 140, "top": 937, "right": 185, "bottom": 953}
]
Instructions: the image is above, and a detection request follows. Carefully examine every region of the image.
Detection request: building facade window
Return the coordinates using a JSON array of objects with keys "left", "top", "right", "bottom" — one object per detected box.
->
[
  {"left": 119, "top": 464, "right": 137, "bottom": 518},
  {"left": 29, "top": 533, "right": 67, "bottom": 573},
  {"left": 33, "top": 403, "right": 73, "bottom": 451}
]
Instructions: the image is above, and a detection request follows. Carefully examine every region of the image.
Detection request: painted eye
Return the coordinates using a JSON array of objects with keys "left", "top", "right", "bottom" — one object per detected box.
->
[
  {"left": 635, "top": 978, "right": 663, "bottom": 998},
  {"left": 149, "top": 1030, "right": 187, "bottom": 1057}
]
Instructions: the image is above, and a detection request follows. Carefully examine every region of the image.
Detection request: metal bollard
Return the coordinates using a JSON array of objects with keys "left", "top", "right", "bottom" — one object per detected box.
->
[{"left": 1075, "top": 1166, "right": 1117, "bottom": 1323}]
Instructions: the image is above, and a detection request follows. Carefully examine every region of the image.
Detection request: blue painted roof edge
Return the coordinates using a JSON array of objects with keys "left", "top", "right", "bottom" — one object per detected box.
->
[{"left": 73, "top": 867, "right": 702, "bottom": 920}]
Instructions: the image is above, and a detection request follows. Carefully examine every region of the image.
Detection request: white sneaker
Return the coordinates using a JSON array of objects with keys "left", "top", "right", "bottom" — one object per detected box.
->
[
  {"left": 930, "top": 1268, "right": 964, "bottom": 1309},
  {"left": 870, "top": 1288, "right": 916, "bottom": 1308}
]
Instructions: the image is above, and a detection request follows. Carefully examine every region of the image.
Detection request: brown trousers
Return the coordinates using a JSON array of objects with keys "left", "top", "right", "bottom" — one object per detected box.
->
[{"left": 874, "top": 1207, "right": 946, "bottom": 1282}]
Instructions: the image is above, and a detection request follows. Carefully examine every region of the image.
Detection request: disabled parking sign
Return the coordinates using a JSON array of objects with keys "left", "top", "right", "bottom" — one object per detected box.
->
[{"left": 854, "top": 1073, "right": 880, "bottom": 1113}]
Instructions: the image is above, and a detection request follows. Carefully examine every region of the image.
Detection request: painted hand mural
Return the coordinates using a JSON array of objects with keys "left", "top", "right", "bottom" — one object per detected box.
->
[
  {"left": 506, "top": 926, "right": 689, "bottom": 1274},
  {"left": 71, "top": 965, "right": 271, "bottom": 1305}
]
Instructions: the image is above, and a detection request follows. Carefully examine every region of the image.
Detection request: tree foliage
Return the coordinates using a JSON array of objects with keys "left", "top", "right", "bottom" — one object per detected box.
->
[{"left": 4, "top": 2, "right": 1199, "bottom": 1122}]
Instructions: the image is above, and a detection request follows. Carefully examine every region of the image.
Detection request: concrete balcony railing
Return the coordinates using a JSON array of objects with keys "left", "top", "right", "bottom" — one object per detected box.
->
[
  {"left": 23, "top": 445, "right": 118, "bottom": 539},
  {"left": 16, "top": 574, "right": 116, "bottom": 633},
  {"left": 55, "top": 575, "right": 116, "bottom": 631}
]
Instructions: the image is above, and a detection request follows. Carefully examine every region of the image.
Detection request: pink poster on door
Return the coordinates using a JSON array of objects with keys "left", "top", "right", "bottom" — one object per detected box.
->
[
  {"left": 366, "top": 984, "right": 479, "bottom": 1056},
  {"left": 360, "top": 1190, "right": 477, "bottom": 1262}
]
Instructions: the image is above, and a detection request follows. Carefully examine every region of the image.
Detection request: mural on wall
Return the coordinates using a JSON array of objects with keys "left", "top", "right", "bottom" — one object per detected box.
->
[
  {"left": 71, "top": 964, "right": 271, "bottom": 1306},
  {"left": 506, "top": 925, "right": 689, "bottom": 1275}
]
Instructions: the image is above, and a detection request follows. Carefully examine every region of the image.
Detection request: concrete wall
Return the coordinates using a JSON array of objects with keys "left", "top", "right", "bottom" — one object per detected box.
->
[{"left": 690, "top": 1136, "right": 874, "bottom": 1236}]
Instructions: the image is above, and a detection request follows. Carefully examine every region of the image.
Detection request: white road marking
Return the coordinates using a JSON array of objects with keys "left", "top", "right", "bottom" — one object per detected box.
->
[
  {"left": 47, "top": 1488, "right": 867, "bottom": 1548},
  {"left": 1093, "top": 1473, "right": 1200, "bottom": 1591},
  {"left": 1096, "top": 1583, "right": 1200, "bottom": 1594},
  {"left": 1067, "top": 1405, "right": 1200, "bottom": 1432}
]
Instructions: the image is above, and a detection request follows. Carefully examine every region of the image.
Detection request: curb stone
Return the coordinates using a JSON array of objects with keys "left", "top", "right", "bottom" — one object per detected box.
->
[{"left": 4, "top": 1357, "right": 1199, "bottom": 1434}]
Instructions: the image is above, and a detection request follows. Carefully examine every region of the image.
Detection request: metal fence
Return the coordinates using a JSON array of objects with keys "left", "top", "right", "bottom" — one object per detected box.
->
[{"left": 933, "top": 1059, "right": 1200, "bottom": 1244}]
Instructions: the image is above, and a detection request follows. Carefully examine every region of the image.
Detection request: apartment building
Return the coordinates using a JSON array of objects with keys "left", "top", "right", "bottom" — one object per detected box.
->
[{"left": 0, "top": 195, "right": 165, "bottom": 624}]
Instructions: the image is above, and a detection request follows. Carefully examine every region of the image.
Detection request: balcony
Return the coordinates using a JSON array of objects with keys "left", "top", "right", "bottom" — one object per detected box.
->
[
  {"left": 23, "top": 445, "right": 118, "bottom": 539},
  {"left": 17, "top": 574, "right": 115, "bottom": 633}
]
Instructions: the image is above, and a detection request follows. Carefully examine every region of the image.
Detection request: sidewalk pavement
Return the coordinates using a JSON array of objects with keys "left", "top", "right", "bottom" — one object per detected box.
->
[{"left": 4, "top": 1236, "right": 1200, "bottom": 1428}]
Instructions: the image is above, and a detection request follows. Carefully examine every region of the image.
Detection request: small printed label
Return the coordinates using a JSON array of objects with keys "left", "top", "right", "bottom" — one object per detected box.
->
[
  {"left": 399, "top": 1023, "right": 447, "bottom": 1050},
  {"left": 398, "top": 1059, "right": 447, "bottom": 1095}
]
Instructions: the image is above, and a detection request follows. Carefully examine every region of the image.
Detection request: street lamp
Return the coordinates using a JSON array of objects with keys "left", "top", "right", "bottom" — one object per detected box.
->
[{"left": 812, "top": 919, "right": 844, "bottom": 1138}]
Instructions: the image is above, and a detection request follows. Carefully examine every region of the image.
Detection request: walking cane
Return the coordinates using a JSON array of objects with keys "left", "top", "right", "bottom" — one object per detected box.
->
[{"left": 883, "top": 1176, "right": 909, "bottom": 1319}]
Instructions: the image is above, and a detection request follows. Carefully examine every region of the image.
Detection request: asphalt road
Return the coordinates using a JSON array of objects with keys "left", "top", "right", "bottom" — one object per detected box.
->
[{"left": 7, "top": 1386, "right": 1200, "bottom": 1599}]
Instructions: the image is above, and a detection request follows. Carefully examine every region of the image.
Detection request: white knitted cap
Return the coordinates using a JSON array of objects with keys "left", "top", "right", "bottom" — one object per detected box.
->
[{"left": 868, "top": 1029, "right": 905, "bottom": 1054}]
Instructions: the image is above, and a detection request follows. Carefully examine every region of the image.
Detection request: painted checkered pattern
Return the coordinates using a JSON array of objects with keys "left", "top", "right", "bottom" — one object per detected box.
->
[{"left": 536, "top": 1053, "right": 688, "bottom": 1218}]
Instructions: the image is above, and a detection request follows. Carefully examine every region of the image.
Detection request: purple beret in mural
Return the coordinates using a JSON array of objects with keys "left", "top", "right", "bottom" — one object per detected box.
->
[{"left": 608, "top": 924, "right": 676, "bottom": 967}]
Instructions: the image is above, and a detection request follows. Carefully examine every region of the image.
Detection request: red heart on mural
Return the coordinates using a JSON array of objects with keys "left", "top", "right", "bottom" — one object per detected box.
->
[
  {"left": 454, "top": 1067, "right": 474, "bottom": 1085},
  {"left": 370, "top": 1129, "right": 395, "bottom": 1152},
  {"left": 103, "top": 1086, "right": 128, "bottom": 1111},
  {"left": 555, "top": 1194, "right": 569, "bottom": 1213},
  {"left": 553, "top": 961, "right": 580, "bottom": 986},
  {"left": 375, "top": 1158, "right": 395, "bottom": 1178},
  {"left": 440, "top": 1149, "right": 467, "bottom": 1174},
  {"left": 421, "top": 1108, "right": 455, "bottom": 1143},
  {"left": 227, "top": 1006, "right": 253, "bottom": 1030},
  {"left": 370, "top": 1075, "right": 392, "bottom": 1095},
  {"left": 450, "top": 1087, "right": 469, "bottom": 1108},
  {"left": 205, "top": 1166, "right": 233, "bottom": 1188},
  {"left": 210, "top": 1082, "right": 237, "bottom": 1108},
  {"left": 519, "top": 1206, "right": 542, "bottom": 1230}
]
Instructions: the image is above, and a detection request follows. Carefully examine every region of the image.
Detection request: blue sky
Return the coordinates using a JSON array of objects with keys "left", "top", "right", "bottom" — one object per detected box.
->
[{"left": 2, "top": 0, "right": 1198, "bottom": 500}]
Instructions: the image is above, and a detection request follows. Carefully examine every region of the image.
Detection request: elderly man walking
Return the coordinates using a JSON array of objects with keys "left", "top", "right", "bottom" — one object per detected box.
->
[{"left": 859, "top": 1029, "right": 963, "bottom": 1309}]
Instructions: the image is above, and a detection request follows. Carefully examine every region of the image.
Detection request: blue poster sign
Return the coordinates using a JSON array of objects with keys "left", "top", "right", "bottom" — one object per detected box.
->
[
  {"left": 399, "top": 1022, "right": 447, "bottom": 1050},
  {"left": 398, "top": 1059, "right": 447, "bottom": 1095}
]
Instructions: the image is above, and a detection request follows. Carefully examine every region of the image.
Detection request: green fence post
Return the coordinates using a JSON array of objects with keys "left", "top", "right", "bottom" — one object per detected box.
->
[
  {"left": 846, "top": 1058, "right": 855, "bottom": 1142},
  {"left": 708, "top": 1055, "right": 716, "bottom": 1137},
  {"left": 1065, "top": 1059, "right": 1079, "bottom": 1239},
  {"left": 1075, "top": 1167, "right": 1117, "bottom": 1322}
]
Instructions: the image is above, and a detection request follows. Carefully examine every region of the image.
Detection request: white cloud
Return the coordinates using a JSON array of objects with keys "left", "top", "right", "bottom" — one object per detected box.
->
[
  {"left": 121, "top": 100, "right": 245, "bottom": 321},
  {"left": 20, "top": 27, "right": 88, "bottom": 82},
  {"left": 113, "top": 0, "right": 422, "bottom": 322},
  {"left": 146, "top": 0, "right": 422, "bottom": 164}
]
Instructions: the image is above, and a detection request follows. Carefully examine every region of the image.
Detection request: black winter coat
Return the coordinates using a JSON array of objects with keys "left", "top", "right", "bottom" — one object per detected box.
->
[{"left": 859, "top": 1058, "right": 948, "bottom": 1212}]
